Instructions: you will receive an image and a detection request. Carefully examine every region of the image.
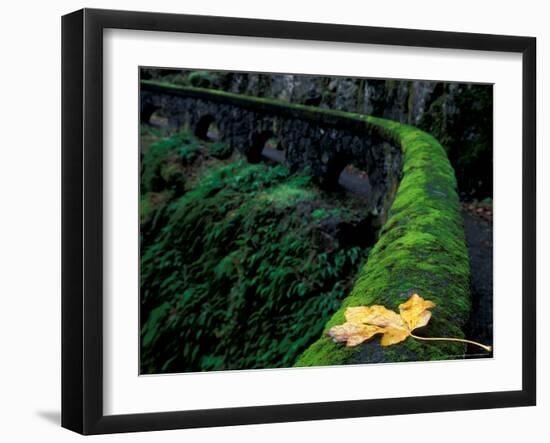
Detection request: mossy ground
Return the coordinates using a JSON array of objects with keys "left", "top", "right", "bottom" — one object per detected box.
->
[
  {"left": 140, "top": 129, "right": 372, "bottom": 374},
  {"left": 295, "top": 118, "right": 470, "bottom": 367}
]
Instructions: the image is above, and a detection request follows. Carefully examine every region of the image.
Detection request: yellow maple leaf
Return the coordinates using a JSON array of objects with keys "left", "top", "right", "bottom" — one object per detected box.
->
[{"left": 328, "top": 293, "right": 491, "bottom": 352}]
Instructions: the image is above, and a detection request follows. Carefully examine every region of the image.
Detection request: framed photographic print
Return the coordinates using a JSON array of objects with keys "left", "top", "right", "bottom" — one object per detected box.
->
[{"left": 61, "top": 8, "right": 536, "bottom": 435}]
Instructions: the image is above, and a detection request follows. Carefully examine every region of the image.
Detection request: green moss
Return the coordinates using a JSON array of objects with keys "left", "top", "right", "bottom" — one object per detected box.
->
[
  {"left": 141, "top": 80, "right": 370, "bottom": 127},
  {"left": 188, "top": 70, "right": 214, "bottom": 88},
  {"left": 260, "top": 183, "right": 315, "bottom": 207},
  {"left": 295, "top": 118, "right": 470, "bottom": 367}
]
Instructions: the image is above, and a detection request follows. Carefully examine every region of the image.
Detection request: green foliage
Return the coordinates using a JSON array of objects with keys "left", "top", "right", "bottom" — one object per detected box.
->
[
  {"left": 296, "top": 118, "right": 470, "bottom": 367},
  {"left": 141, "top": 131, "right": 204, "bottom": 194},
  {"left": 207, "top": 141, "right": 233, "bottom": 159},
  {"left": 140, "top": 191, "right": 171, "bottom": 226},
  {"left": 140, "top": 124, "right": 163, "bottom": 138},
  {"left": 140, "top": 131, "right": 370, "bottom": 373}
]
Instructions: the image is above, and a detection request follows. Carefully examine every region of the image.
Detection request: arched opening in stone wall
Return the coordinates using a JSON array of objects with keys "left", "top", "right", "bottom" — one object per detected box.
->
[
  {"left": 149, "top": 110, "right": 170, "bottom": 128},
  {"left": 140, "top": 103, "right": 159, "bottom": 124},
  {"left": 262, "top": 136, "right": 285, "bottom": 164},
  {"left": 195, "top": 115, "right": 221, "bottom": 141},
  {"left": 336, "top": 163, "right": 371, "bottom": 200},
  {"left": 248, "top": 130, "right": 284, "bottom": 164},
  {"left": 141, "top": 105, "right": 169, "bottom": 128},
  {"left": 304, "top": 95, "right": 322, "bottom": 107},
  {"left": 318, "top": 155, "right": 352, "bottom": 191},
  {"left": 318, "top": 154, "right": 372, "bottom": 200}
]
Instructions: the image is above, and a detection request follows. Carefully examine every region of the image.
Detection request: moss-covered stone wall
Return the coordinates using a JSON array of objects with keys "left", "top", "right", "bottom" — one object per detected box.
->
[
  {"left": 141, "top": 80, "right": 403, "bottom": 225},
  {"left": 295, "top": 118, "right": 470, "bottom": 366},
  {"left": 142, "top": 69, "right": 492, "bottom": 199}
]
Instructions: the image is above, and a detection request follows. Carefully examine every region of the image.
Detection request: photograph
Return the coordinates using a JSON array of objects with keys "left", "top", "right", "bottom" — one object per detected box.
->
[
  {"left": 0, "top": 1, "right": 543, "bottom": 440},
  {"left": 139, "top": 68, "right": 494, "bottom": 374}
]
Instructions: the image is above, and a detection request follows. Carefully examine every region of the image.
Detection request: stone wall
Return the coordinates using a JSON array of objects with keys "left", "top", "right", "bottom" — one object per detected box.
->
[
  {"left": 141, "top": 69, "right": 492, "bottom": 199},
  {"left": 141, "top": 80, "right": 403, "bottom": 224},
  {"left": 296, "top": 117, "right": 471, "bottom": 367}
]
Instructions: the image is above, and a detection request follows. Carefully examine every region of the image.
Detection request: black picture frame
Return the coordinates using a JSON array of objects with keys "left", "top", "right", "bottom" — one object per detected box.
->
[{"left": 62, "top": 8, "right": 537, "bottom": 435}]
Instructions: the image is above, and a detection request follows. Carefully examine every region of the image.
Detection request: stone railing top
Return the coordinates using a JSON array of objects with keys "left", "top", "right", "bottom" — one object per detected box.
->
[{"left": 141, "top": 80, "right": 378, "bottom": 133}]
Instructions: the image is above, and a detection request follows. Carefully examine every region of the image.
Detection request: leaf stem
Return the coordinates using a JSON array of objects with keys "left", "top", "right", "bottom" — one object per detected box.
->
[{"left": 410, "top": 333, "right": 492, "bottom": 352}]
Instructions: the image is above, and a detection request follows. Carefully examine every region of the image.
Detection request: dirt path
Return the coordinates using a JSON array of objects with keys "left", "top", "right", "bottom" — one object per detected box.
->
[{"left": 462, "top": 210, "right": 494, "bottom": 357}]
